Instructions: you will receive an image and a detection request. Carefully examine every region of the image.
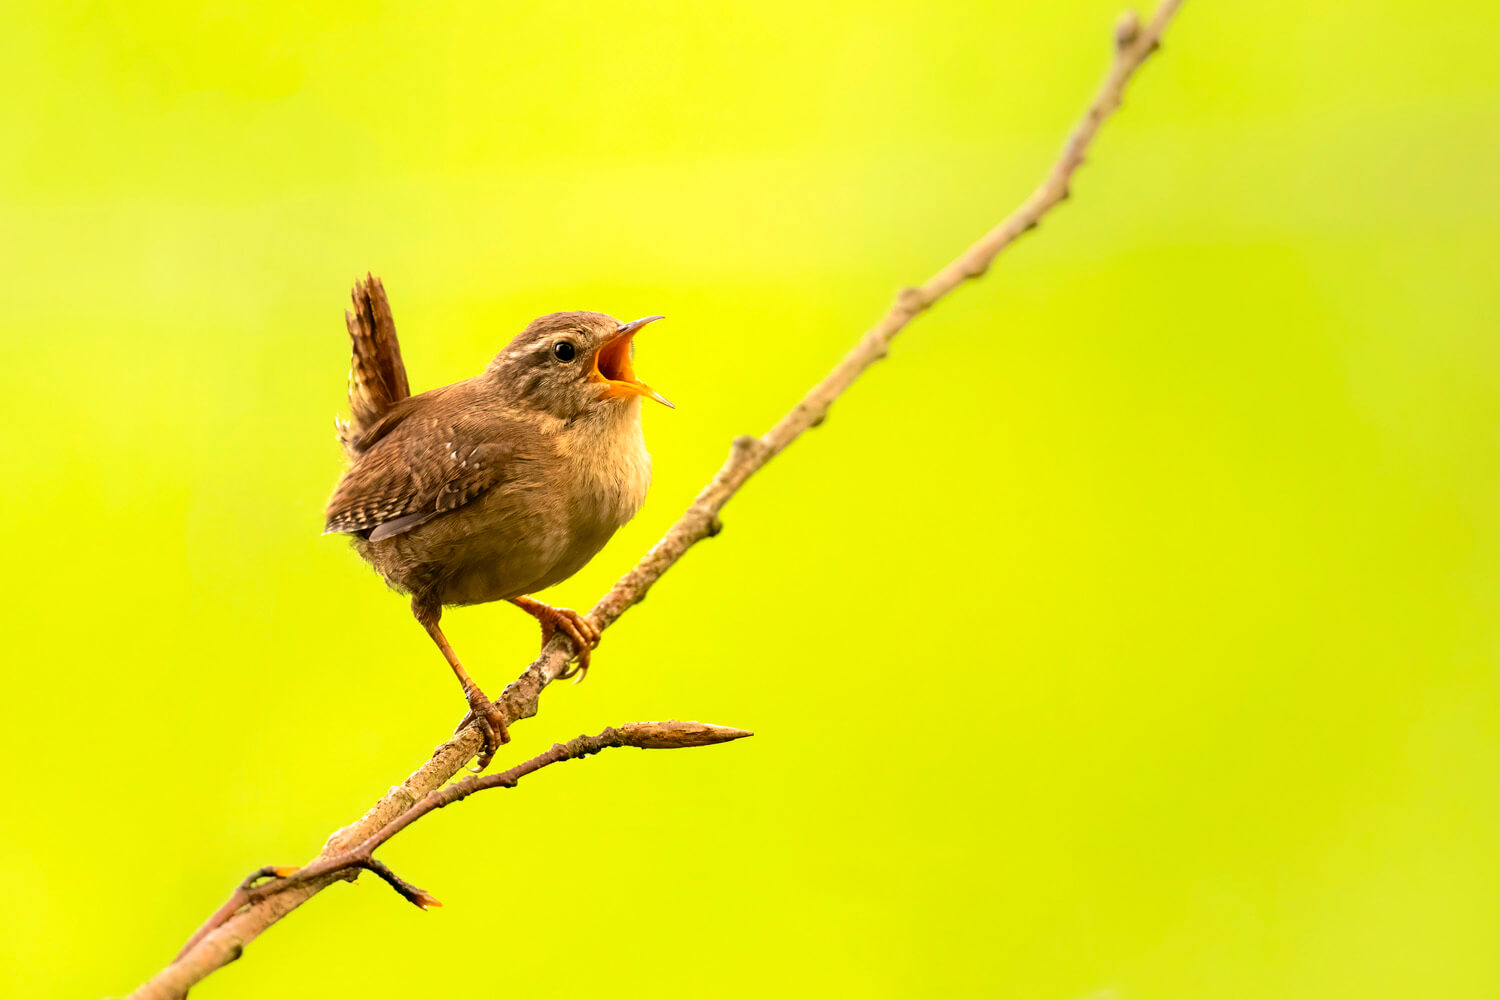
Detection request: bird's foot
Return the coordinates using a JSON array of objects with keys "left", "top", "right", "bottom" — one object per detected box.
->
[
  {"left": 511, "top": 597, "right": 601, "bottom": 682},
  {"left": 462, "top": 686, "right": 509, "bottom": 771},
  {"left": 545, "top": 607, "right": 601, "bottom": 681}
]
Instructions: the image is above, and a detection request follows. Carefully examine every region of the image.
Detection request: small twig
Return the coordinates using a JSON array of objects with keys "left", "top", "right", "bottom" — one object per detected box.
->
[
  {"left": 169, "top": 867, "right": 298, "bottom": 963},
  {"left": 127, "top": 6, "right": 1184, "bottom": 997},
  {"left": 248, "top": 722, "right": 752, "bottom": 906},
  {"left": 357, "top": 858, "right": 439, "bottom": 909},
  {"left": 174, "top": 721, "right": 750, "bottom": 961}
]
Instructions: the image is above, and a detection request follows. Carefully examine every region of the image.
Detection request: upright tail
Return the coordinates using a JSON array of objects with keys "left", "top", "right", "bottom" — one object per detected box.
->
[{"left": 337, "top": 273, "right": 410, "bottom": 456}]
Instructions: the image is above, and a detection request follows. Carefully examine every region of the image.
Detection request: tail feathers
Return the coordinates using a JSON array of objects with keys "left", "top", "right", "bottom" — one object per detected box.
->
[{"left": 340, "top": 273, "right": 410, "bottom": 454}]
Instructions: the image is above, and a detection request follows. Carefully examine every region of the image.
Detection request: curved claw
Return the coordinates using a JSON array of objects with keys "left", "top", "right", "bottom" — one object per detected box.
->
[
  {"left": 551, "top": 611, "right": 599, "bottom": 682},
  {"left": 511, "top": 598, "right": 602, "bottom": 681},
  {"left": 463, "top": 693, "right": 509, "bottom": 772}
]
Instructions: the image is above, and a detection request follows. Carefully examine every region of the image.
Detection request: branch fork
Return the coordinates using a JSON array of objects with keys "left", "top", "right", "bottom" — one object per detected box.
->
[{"left": 173, "top": 722, "right": 752, "bottom": 963}]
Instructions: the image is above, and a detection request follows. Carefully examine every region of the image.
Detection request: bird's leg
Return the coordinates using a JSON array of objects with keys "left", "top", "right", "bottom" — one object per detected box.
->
[
  {"left": 411, "top": 597, "right": 509, "bottom": 770},
  {"left": 508, "top": 596, "right": 601, "bottom": 681}
]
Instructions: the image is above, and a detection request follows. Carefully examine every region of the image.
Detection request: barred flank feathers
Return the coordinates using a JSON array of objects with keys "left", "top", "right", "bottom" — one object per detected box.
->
[{"left": 340, "top": 274, "right": 410, "bottom": 455}]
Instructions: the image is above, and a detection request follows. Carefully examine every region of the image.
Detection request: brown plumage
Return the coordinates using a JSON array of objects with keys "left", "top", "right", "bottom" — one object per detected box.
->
[
  {"left": 338, "top": 275, "right": 410, "bottom": 454},
  {"left": 326, "top": 276, "right": 671, "bottom": 766}
]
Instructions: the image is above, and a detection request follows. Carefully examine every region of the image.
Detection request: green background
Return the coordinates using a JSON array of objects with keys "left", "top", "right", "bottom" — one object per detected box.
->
[{"left": 3, "top": 1, "right": 1498, "bottom": 997}]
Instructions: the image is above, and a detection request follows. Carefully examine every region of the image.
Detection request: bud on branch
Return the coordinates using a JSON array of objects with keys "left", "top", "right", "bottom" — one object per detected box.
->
[{"left": 615, "top": 720, "right": 755, "bottom": 748}]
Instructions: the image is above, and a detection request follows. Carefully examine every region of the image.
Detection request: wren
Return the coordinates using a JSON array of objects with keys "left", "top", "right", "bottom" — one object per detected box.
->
[{"left": 324, "top": 276, "right": 671, "bottom": 767}]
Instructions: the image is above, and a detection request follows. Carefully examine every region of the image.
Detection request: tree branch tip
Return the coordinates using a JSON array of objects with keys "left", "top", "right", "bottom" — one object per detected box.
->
[
  {"left": 616, "top": 720, "right": 755, "bottom": 749},
  {"left": 238, "top": 865, "right": 291, "bottom": 891},
  {"left": 1114, "top": 10, "right": 1141, "bottom": 48},
  {"left": 360, "top": 858, "right": 441, "bottom": 910}
]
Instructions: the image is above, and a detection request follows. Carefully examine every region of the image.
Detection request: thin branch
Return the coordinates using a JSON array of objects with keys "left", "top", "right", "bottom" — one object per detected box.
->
[
  {"left": 267, "top": 722, "right": 748, "bottom": 897},
  {"left": 175, "top": 721, "right": 751, "bottom": 959},
  {"left": 126, "top": 6, "right": 1183, "bottom": 997}
]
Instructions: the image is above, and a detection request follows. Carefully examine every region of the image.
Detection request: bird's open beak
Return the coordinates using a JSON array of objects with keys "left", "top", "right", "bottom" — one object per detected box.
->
[{"left": 592, "top": 315, "right": 674, "bottom": 408}]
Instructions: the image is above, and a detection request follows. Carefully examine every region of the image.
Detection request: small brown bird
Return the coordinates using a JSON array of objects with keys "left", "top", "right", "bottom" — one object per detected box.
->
[{"left": 325, "top": 276, "right": 671, "bottom": 764}]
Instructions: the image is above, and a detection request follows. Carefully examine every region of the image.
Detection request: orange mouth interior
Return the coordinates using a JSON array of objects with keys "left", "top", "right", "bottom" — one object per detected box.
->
[
  {"left": 590, "top": 330, "right": 673, "bottom": 408},
  {"left": 593, "top": 332, "right": 637, "bottom": 387}
]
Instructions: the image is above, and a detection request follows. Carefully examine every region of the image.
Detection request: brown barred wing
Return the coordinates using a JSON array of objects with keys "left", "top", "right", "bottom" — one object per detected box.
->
[{"left": 323, "top": 415, "right": 519, "bottom": 541}]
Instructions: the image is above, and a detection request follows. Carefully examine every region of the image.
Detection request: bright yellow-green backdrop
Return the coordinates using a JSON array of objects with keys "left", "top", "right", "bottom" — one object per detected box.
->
[{"left": 3, "top": 1, "right": 1498, "bottom": 997}]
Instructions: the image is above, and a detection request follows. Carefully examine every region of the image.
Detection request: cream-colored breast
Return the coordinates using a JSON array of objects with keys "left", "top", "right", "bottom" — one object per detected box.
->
[
  {"left": 585, "top": 426, "right": 651, "bottom": 526},
  {"left": 556, "top": 401, "right": 652, "bottom": 531},
  {"left": 500, "top": 402, "right": 650, "bottom": 598}
]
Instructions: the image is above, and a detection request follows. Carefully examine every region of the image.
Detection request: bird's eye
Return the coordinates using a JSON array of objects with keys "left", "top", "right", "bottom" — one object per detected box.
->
[{"left": 553, "top": 341, "right": 576, "bottom": 362}]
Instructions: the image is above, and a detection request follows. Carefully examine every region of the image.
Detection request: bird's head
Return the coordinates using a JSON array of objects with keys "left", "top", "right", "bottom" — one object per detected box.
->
[{"left": 487, "top": 311, "right": 672, "bottom": 421}]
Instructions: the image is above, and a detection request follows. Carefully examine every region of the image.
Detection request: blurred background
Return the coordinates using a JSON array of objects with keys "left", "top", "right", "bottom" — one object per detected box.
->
[{"left": 3, "top": 1, "right": 1498, "bottom": 997}]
